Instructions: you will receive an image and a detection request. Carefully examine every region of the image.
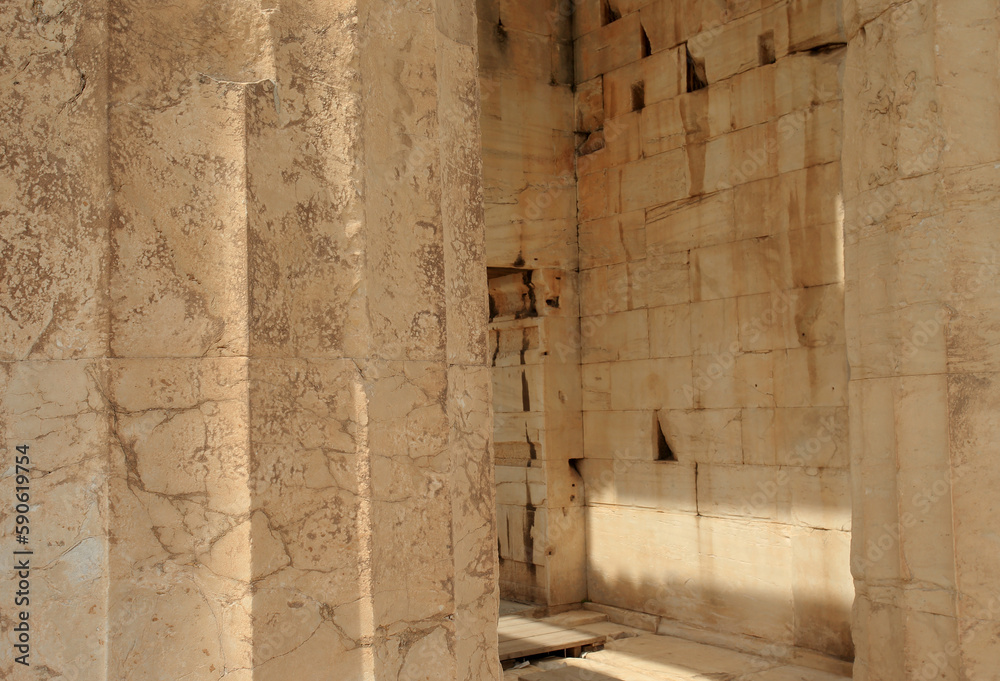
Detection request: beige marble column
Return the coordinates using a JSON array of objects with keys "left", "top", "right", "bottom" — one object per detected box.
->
[
  {"left": 842, "top": 1, "right": 1000, "bottom": 678},
  {"left": 106, "top": 4, "right": 264, "bottom": 677},
  {"left": 3, "top": 0, "right": 497, "bottom": 679},
  {"left": 0, "top": 0, "right": 111, "bottom": 678}
]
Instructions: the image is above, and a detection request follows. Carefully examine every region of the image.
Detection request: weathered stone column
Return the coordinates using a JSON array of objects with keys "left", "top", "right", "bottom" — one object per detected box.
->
[
  {"left": 1, "top": 1, "right": 112, "bottom": 678},
  {"left": 3, "top": 0, "right": 498, "bottom": 679},
  {"left": 843, "top": 1, "right": 1000, "bottom": 678}
]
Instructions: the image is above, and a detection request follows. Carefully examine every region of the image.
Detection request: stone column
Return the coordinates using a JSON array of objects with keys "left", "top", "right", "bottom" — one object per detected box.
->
[
  {"left": 1, "top": 1, "right": 111, "bottom": 678},
  {"left": 842, "top": 1, "right": 1000, "bottom": 678},
  {"left": 3, "top": 0, "right": 498, "bottom": 679}
]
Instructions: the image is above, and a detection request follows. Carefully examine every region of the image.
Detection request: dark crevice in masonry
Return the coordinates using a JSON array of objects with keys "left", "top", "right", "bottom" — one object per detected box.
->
[
  {"left": 631, "top": 81, "right": 645, "bottom": 112},
  {"left": 492, "top": 329, "right": 501, "bottom": 367},
  {"left": 640, "top": 24, "right": 652, "bottom": 58},
  {"left": 600, "top": 0, "right": 620, "bottom": 26},
  {"left": 568, "top": 458, "right": 582, "bottom": 477},
  {"left": 524, "top": 500, "right": 536, "bottom": 576},
  {"left": 520, "top": 329, "right": 530, "bottom": 364},
  {"left": 685, "top": 43, "right": 708, "bottom": 92},
  {"left": 488, "top": 266, "right": 524, "bottom": 279},
  {"left": 800, "top": 42, "right": 848, "bottom": 55},
  {"left": 514, "top": 269, "right": 538, "bottom": 320},
  {"left": 521, "top": 370, "right": 531, "bottom": 411},
  {"left": 758, "top": 30, "right": 776, "bottom": 66},
  {"left": 576, "top": 130, "right": 605, "bottom": 156},
  {"left": 525, "top": 426, "right": 538, "bottom": 459},
  {"left": 656, "top": 414, "right": 676, "bottom": 461},
  {"left": 568, "top": 460, "right": 581, "bottom": 503},
  {"left": 496, "top": 16, "right": 507, "bottom": 43}
]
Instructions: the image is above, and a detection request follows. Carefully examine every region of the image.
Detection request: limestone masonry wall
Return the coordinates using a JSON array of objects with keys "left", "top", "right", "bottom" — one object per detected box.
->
[
  {"left": 7, "top": 0, "right": 1000, "bottom": 678},
  {"left": 572, "top": 0, "right": 854, "bottom": 666},
  {"left": 478, "top": 0, "right": 588, "bottom": 607},
  {"left": 478, "top": 0, "right": 856, "bottom": 667}
]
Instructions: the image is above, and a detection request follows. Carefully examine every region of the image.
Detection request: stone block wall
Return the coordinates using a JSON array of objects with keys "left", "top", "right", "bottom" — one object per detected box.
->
[
  {"left": 478, "top": 0, "right": 588, "bottom": 606},
  {"left": 10, "top": 0, "right": 1000, "bottom": 678},
  {"left": 572, "top": 0, "right": 854, "bottom": 665}
]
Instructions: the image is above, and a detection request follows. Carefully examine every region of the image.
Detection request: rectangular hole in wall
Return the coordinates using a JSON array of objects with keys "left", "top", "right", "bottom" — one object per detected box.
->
[
  {"left": 758, "top": 30, "right": 776, "bottom": 66},
  {"left": 486, "top": 268, "right": 538, "bottom": 323},
  {"left": 685, "top": 44, "right": 708, "bottom": 92},
  {"left": 631, "top": 81, "right": 645, "bottom": 112},
  {"left": 655, "top": 413, "right": 676, "bottom": 461}
]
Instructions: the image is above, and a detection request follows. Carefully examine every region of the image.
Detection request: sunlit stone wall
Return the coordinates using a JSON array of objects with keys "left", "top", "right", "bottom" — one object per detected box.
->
[{"left": 572, "top": 0, "right": 853, "bottom": 671}]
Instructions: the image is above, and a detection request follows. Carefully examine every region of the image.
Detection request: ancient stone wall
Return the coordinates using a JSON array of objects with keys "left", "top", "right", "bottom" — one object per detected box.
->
[
  {"left": 571, "top": 0, "right": 854, "bottom": 668},
  {"left": 7, "top": 0, "right": 1000, "bottom": 679},
  {"left": 478, "top": 0, "right": 588, "bottom": 606}
]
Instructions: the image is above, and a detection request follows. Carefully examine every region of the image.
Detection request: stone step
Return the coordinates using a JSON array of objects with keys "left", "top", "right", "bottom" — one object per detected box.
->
[
  {"left": 587, "top": 633, "right": 767, "bottom": 678},
  {"left": 585, "top": 634, "right": 851, "bottom": 681},
  {"left": 501, "top": 600, "right": 548, "bottom": 618},
  {"left": 504, "top": 664, "right": 546, "bottom": 681},
  {"left": 539, "top": 610, "right": 610, "bottom": 628},
  {"left": 518, "top": 657, "right": 666, "bottom": 681}
]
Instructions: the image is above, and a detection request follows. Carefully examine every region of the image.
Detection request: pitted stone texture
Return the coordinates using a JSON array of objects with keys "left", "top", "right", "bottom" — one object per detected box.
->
[
  {"left": 3, "top": 0, "right": 497, "bottom": 679},
  {"left": 0, "top": 0, "right": 111, "bottom": 362},
  {"left": 0, "top": 0, "right": 112, "bottom": 677}
]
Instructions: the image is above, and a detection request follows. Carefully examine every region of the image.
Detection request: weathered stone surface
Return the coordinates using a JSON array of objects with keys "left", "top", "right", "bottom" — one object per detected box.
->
[
  {"left": 480, "top": 0, "right": 587, "bottom": 607},
  {"left": 842, "top": 1, "right": 1000, "bottom": 679},
  {"left": 569, "top": 0, "right": 853, "bottom": 667},
  {"left": 8, "top": 0, "right": 1000, "bottom": 678},
  {"left": 2, "top": 0, "right": 497, "bottom": 679}
]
